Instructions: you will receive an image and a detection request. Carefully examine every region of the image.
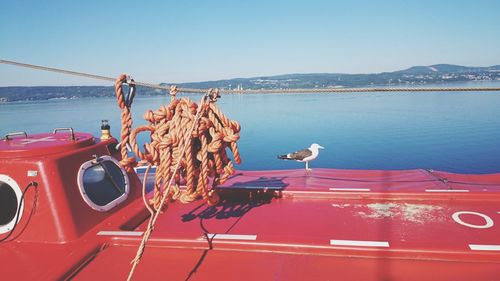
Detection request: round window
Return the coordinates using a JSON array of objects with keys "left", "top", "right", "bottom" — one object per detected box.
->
[
  {"left": 77, "top": 156, "right": 129, "bottom": 212},
  {"left": 0, "top": 175, "right": 24, "bottom": 234}
]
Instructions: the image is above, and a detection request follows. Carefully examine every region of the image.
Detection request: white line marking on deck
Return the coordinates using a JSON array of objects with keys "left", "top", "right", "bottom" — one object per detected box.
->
[
  {"left": 469, "top": 244, "right": 500, "bottom": 251},
  {"left": 205, "top": 234, "right": 257, "bottom": 241},
  {"left": 329, "top": 188, "right": 371, "bottom": 192},
  {"left": 425, "top": 189, "right": 469, "bottom": 192},
  {"left": 97, "top": 231, "right": 144, "bottom": 236},
  {"left": 289, "top": 191, "right": 343, "bottom": 195},
  {"left": 330, "top": 239, "right": 389, "bottom": 248}
]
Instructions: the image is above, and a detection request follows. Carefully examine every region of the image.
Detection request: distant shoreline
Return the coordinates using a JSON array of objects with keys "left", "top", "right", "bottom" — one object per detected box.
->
[
  {"left": 2, "top": 80, "right": 500, "bottom": 104},
  {"left": 2, "top": 63, "right": 500, "bottom": 103}
]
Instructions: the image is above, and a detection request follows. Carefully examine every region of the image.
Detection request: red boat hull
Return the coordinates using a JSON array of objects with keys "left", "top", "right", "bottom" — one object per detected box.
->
[{"left": 1, "top": 133, "right": 499, "bottom": 280}]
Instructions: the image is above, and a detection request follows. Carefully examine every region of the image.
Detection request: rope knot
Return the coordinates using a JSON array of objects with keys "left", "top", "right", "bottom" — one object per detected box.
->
[
  {"left": 120, "top": 156, "right": 137, "bottom": 172},
  {"left": 208, "top": 88, "right": 221, "bottom": 102},
  {"left": 170, "top": 85, "right": 178, "bottom": 102}
]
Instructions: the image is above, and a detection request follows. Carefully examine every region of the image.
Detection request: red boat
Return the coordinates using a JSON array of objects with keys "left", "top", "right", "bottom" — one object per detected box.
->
[{"left": 1, "top": 129, "right": 500, "bottom": 280}]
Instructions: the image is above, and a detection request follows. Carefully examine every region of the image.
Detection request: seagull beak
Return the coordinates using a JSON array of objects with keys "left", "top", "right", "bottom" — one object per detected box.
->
[{"left": 319, "top": 145, "right": 325, "bottom": 149}]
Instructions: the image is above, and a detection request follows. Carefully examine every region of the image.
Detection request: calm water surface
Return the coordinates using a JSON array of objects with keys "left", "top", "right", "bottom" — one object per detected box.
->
[{"left": 2, "top": 83, "right": 500, "bottom": 174}]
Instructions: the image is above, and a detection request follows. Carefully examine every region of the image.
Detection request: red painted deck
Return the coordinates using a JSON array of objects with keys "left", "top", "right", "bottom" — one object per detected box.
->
[
  {"left": 76, "top": 169, "right": 500, "bottom": 280},
  {"left": 2, "top": 141, "right": 500, "bottom": 281}
]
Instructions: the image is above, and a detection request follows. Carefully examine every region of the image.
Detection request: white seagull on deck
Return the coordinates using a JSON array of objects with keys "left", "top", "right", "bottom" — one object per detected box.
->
[{"left": 278, "top": 143, "right": 324, "bottom": 171}]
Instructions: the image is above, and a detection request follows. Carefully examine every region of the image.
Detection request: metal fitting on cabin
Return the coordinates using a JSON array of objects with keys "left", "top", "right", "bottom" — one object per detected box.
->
[{"left": 100, "top": 120, "right": 111, "bottom": 141}]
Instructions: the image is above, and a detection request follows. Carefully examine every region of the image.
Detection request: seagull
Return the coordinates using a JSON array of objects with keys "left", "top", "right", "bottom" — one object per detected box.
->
[{"left": 278, "top": 143, "right": 324, "bottom": 171}]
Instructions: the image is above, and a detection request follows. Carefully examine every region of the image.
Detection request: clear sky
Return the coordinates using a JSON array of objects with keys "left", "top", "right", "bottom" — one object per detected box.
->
[{"left": 1, "top": 0, "right": 499, "bottom": 86}]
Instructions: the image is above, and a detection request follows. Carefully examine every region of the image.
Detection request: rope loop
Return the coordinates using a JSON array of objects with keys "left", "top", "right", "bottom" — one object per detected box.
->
[
  {"left": 114, "top": 79, "right": 242, "bottom": 202},
  {"left": 137, "top": 87, "right": 240, "bottom": 206},
  {"left": 115, "top": 80, "right": 242, "bottom": 281},
  {"left": 115, "top": 74, "right": 137, "bottom": 172}
]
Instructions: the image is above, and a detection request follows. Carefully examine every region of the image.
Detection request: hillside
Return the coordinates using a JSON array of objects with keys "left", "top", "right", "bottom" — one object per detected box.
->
[
  {"left": 172, "top": 64, "right": 500, "bottom": 90},
  {"left": 1, "top": 64, "right": 499, "bottom": 102}
]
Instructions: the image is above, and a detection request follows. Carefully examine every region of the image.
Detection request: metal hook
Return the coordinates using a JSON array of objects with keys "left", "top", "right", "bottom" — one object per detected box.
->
[{"left": 125, "top": 78, "right": 136, "bottom": 107}]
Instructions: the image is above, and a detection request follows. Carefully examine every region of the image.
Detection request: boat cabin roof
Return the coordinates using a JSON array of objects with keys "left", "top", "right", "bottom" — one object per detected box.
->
[{"left": 0, "top": 131, "right": 94, "bottom": 157}]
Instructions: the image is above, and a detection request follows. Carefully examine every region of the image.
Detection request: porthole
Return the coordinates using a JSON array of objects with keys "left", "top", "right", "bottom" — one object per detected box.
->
[
  {"left": 77, "top": 155, "right": 129, "bottom": 212},
  {"left": 0, "top": 175, "right": 24, "bottom": 234}
]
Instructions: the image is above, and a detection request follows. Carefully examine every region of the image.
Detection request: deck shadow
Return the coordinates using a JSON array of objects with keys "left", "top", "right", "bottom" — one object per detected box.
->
[{"left": 181, "top": 187, "right": 280, "bottom": 222}]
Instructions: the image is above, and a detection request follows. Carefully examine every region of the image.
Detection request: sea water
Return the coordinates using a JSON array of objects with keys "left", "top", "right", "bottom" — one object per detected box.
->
[{"left": 1, "top": 82, "right": 500, "bottom": 174}]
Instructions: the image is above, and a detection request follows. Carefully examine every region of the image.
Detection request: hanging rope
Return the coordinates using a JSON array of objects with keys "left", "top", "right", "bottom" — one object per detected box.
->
[
  {"left": 114, "top": 75, "right": 241, "bottom": 280},
  {"left": 115, "top": 74, "right": 137, "bottom": 172}
]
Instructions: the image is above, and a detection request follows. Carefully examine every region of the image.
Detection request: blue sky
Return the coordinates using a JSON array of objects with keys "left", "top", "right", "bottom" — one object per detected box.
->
[{"left": 1, "top": 0, "right": 499, "bottom": 86}]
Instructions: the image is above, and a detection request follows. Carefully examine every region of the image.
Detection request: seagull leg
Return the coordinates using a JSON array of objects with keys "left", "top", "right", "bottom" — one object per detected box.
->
[{"left": 306, "top": 161, "right": 312, "bottom": 172}]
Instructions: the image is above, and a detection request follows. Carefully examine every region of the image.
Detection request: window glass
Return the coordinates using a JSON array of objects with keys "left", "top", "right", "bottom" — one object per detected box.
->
[
  {"left": 79, "top": 157, "right": 129, "bottom": 211},
  {"left": 0, "top": 181, "right": 18, "bottom": 226}
]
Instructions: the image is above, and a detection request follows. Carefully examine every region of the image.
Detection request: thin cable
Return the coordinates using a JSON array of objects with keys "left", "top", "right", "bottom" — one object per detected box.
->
[
  {"left": 2, "top": 59, "right": 500, "bottom": 93},
  {"left": 0, "top": 59, "right": 203, "bottom": 93}
]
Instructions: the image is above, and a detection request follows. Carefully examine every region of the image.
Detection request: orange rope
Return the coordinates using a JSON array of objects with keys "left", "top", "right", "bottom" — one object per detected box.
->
[
  {"left": 114, "top": 74, "right": 137, "bottom": 172},
  {"left": 119, "top": 86, "right": 241, "bottom": 208},
  {"left": 114, "top": 76, "right": 241, "bottom": 280}
]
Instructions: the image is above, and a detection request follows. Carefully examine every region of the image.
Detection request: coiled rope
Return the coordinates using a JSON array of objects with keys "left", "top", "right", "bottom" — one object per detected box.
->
[{"left": 114, "top": 75, "right": 241, "bottom": 280}]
